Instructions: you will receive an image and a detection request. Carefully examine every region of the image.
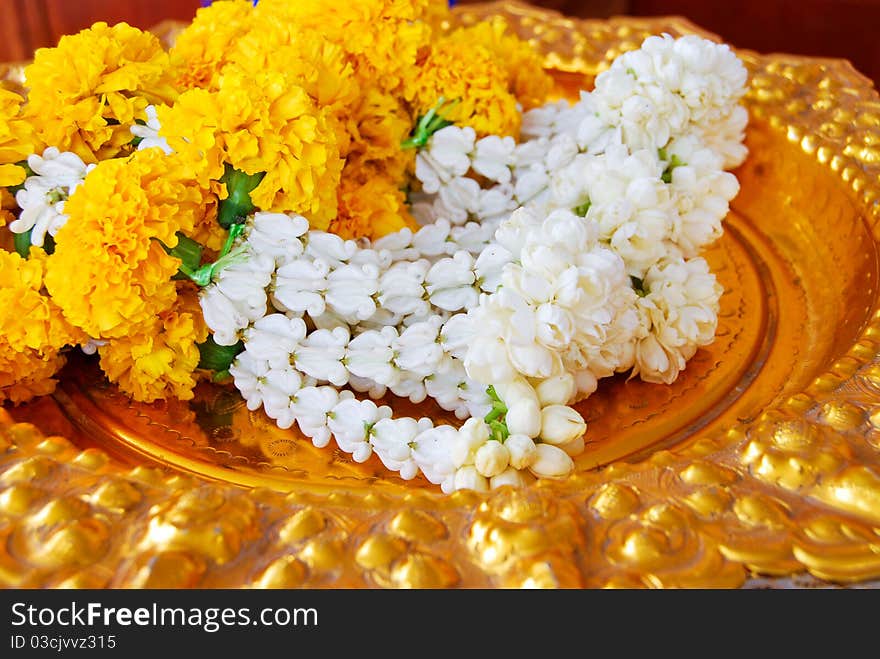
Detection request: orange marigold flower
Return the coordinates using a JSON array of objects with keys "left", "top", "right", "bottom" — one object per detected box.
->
[
  {"left": 444, "top": 17, "right": 553, "bottom": 111},
  {"left": 98, "top": 286, "right": 208, "bottom": 402},
  {"left": 45, "top": 148, "right": 214, "bottom": 339},
  {"left": 254, "top": 0, "right": 436, "bottom": 96},
  {"left": 344, "top": 88, "right": 415, "bottom": 181},
  {"left": 24, "top": 22, "right": 178, "bottom": 163},
  {"left": 0, "top": 248, "right": 85, "bottom": 354},
  {"left": 0, "top": 248, "right": 81, "bottom": 406},
  {"left": 169, "top": 0, "right": 256, "bottom": 91},
  {"left": 406, "top": 38, "right": 522, "bottom": 138},
  {"left": 0, "top": 348, "right": 66, "bottom": 405},
  {"left": 157, "top": 65, "right": 343, "bottom": 229},
  {"left": 330, "top": 166, "right": 417, "bottom": 241},
  {"left": 0, "top": 88, "right": 38, "bottom": 187}
]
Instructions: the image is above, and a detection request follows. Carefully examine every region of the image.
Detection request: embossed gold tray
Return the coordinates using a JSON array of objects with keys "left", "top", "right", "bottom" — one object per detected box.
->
[{"left": 3, "top": 1, "right": 880, "bottom": 588}]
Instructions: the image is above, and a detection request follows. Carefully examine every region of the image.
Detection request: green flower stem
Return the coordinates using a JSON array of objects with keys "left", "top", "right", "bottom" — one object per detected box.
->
[
  {"left": 486, "top": 384, "right": 504, "bottom": 406},
  {"left": 171, "top": 223, "right": 247, "bottom": 287},
  {"left": 659, "top": 147, "right": 685, "bottom": 184},
  {"left": 401, "top": 97, "right": 458, "bottom": 150},
  {"left": 218, "top": 164, "right": 265, "bottom": 229},
  {"left": 484, "top": 406, "right": 506, "bottom": 424},
  {"left": 488, "top": 419, "right": 510, "bottom": 443},
  {"left": 218, "top": 221, "right": 246, "bottom": 259},
  {"left": 483, "top": 384, "right": 511, "bottom": 442},
  {"left": 13, "top": 229, "right": 32, "bottom": 258},
  {"left": 197, "top": 336, "right": 244, "bottom": 373},
  {"left": 168, "top": 232, "right": 204, "bottom": 270}
]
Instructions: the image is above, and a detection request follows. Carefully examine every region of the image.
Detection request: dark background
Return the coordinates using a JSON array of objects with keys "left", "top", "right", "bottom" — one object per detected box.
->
[{"left": 0, "top": 0, "right": 878, "bottom": 84}]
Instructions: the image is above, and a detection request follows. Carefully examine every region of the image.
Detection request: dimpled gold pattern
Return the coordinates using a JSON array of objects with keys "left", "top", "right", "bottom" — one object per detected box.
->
[{"left": 3, "top": 2, "right": 880, "bottom": 588}]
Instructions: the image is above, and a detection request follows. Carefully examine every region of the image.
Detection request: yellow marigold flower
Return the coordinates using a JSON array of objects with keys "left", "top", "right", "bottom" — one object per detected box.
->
[
  {"left": 24, "top": 22, "right": 177, "bottom": 163},
  {"left": 169, "top": 0, "right": 256, "bottom": 91},
  {"left": 445, "top": 17, "right": 553, "bottom": 111},
  {"left": 407, "top": 38, "right": 521, "bottom": 138},
  {"left": 0, "top": 249, "right": 85, "bottom": 354},
  {"left": 255, "top": 0, "right": 435, "bottom": 95},
  {"left": 190, "top": 198, "right": 225, "bottom": 253},
  {"left": 0, "top": 348, "right": 66, "bottom": 405},
  {"left": 45, "top": 148, "right": 213, "bottom": 339},
  {"left": 158, "top": 66, "right": 343, "bottom": 229},
  {"left": 232, "top": 15, "right": 360, "bottom": 117},
  {"left": 330, "top": 166, "right": 417, "bottom": 241},
  {"left": 98, "top": 286, "right": 208, "bottom": 403},
  {"left": 0, "top": 88, "right": 38, "bottom": 187},
  {"left": 0, "top": 249, "right": 78, "bottom": 406},
  {"left": 345, "top": 88, "right": 415, "bottom": 181},
  {"left": 227, "top": 25, "right": 361, "bottom": 160}
]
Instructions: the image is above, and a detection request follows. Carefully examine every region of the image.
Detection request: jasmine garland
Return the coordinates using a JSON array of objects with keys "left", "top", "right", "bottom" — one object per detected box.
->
[{"left": 189, "top": 34, "right": 747, "bottom": 492}]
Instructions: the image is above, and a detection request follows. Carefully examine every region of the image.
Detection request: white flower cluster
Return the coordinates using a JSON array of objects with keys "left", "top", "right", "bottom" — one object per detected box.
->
[
  {"left": 231, "top": 329, "right": 584, "bottom": 492},
  {"left": 197, "top": 34, "right": 747, "bottom": 493},
  {"left": 410, "top": 33, "right": 743, "bottom": 396},
  {"left": 9, "top": 147, "right": 95, "bottom": 247},
  {"left": 410, "top": 125, "right": 517, "bottom": 229},
  {"left": 198, "top": 210, "right": 589, "bottom": 490}
]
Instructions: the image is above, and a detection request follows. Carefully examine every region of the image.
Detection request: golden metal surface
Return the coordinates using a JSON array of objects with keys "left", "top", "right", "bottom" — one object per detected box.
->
[{"left": 4, "top": 1, "right": 880, "bottom": 588}]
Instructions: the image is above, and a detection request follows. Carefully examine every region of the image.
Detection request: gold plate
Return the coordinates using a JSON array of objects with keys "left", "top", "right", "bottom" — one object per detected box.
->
[{"left": 3, "top": 1, "right": 880, "bottom": 588}]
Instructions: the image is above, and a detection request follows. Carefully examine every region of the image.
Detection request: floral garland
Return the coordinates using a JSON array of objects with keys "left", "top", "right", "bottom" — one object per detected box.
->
[{"left": 0, "top": 1, "right": 748, "bottom": 493}]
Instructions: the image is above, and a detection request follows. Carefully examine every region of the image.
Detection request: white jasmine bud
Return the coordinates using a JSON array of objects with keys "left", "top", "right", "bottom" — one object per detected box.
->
[
  {"left": 496, "top": 378, "right": 539, "bottom": 407},
  {"left": 505, "top": 398, "right": 542, "bottom": 438},
  {"left": 474, "top": 441, "right": 510, "bottom": 478},
  {"left": 451, "top": 417, "right": 490, "bottom": 467},
  {"left": 528, "top": 443, "right": 575, "bottom": 479},
  {"left": 453, "top": 465, "right": 490, "bottom": 492},
  {"left": 505, "top": 433, "right": 538, "bottom": 469},
  {"left": 535, "top": 373, "right": 577, "bottom": 406},
  {"left": 490, "top": 467, "right": 527, "bottom": 489},
  {"left": 539, "top": 405, "right": 587, "bottom": 445}
]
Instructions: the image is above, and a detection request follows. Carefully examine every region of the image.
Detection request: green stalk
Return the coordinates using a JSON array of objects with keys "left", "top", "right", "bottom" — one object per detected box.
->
[
  {"left": 401, "top": 97, "right": 458, "bottom": 150},
  {"left": 167, "top": 223, "right": 247, "bottom": 287},
  {"left": 218, "top": 164, "right": 265, "bottom": 229},
  {"left": 13, "top": 229, "right": 32, "bottom": 258},
  {"left": 198, "top": 336, "right": 244, "bottom": 373}
]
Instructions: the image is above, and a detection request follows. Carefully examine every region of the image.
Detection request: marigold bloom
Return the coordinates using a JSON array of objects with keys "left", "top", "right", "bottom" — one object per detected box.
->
[
  {"left": 45, "top": 148, "right": 213, "bottom": 339},
  {"left": 24, "top": 22, "right": 177, "bottom": 163},
  {"left": 169, "top": 0, "right": 256, "bottom": 91},
  {"left": 406, "top": 39, "right": 522, "bottom": 138},
  {"left": 345, "top": 88, "right": 415, "bottom": 181},
  {"left": 227, "top": 27, "right": 362, "bottom": 162},
  {"left": 0, "top": 89, "right": 38, "bottom": 187},
  {"left": 255, "top": 0, "right": 436, "bottom": 96},
  {"left": 98, "top": 286, "right": 208, "bottom": 402},
  {"left": 158, "top": 66, "right": 343, "bottom": 229},
  {"left": 444, "top": 18, "right": 553, "bottom": 111},
  {"left": 232, "top": 14, "right": 360, "bottom": 116},
  {"left": 0, "top": 249, "right": 82, "bottom": 405},
  {"left": 0, "top": 249, "right": 85, "bottom": 354},
  {"left": 0, "top": 348, "right": 66, "bottom": 405},
  {"left": 330, "top": 168, "right": 417, "bottom": 240}
]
